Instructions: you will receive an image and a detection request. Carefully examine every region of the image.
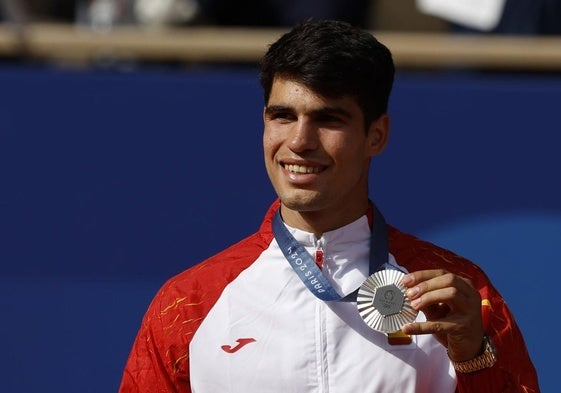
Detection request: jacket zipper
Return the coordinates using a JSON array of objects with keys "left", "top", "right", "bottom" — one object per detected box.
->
[{"left": 315, "top": 238, "right": 324, "bottom": 268}]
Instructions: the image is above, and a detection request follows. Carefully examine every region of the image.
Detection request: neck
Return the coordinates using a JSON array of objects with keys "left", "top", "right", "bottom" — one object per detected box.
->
[{"left": 280, "top": 199, "right": 370, "bottom": 237}]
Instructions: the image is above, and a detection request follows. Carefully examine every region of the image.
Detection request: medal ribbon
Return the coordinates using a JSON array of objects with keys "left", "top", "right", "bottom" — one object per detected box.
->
[{"left": 272, "top": 202, "right": 393, "bottom": 301}]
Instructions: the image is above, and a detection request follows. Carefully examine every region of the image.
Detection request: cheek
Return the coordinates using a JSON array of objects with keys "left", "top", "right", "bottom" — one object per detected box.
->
[
  {"left": 327, "top": 139, "right": 370, "bottom": 171},
  {"left": 263, "top": 135, "right": 273, "bottom": 156},
  {"left": 263, "top": 128, "right": 282, "bottom": 155},
  {"left": 324, "top": 138, "right": 359, "bottom": 159}
]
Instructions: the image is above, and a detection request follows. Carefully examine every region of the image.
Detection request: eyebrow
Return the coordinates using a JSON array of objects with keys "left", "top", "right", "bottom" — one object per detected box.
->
[
  {"left": 315, "top": 106, "right": 352, "bottom": 119},
  {"left": 264, "top": 105, "right": 291, "bottom": 115},
  {"left": 265, "top": 104, "right": 352, "bottom": 119}
]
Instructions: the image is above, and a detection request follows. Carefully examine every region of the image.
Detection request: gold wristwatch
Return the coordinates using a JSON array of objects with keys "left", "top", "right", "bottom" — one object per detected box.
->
[{"left": 450, "top": 335, "right": 497, "bottom": 373}]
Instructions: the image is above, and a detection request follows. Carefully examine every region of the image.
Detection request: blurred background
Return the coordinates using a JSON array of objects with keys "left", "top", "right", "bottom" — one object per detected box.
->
[{"left": 1, "top": 1, "right": 560, "bottom": 392}]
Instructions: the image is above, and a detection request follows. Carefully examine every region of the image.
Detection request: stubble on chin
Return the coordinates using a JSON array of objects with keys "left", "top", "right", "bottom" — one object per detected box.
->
[{"left": 278, "top": 190, "right": 328, "bottom": 213}]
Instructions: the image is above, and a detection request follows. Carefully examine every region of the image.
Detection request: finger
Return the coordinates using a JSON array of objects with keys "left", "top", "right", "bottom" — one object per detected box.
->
[
  {"left": 401, "top": 320, "right": 455, "bottom": 336},
  {"left": 402, "top": 320, "right": 485, "bottom": 361},
  {"left": 409, "top": 286, "right": 472, "bottom": 313},
  {"left": 405, "top": 272, "right": 476, "bottom": 302},
  {"left": 403, "top": 270, "right": 476, "bottom": 294},
  {"left": 401, "top": 269, "right": 449, "bottom": 288}
]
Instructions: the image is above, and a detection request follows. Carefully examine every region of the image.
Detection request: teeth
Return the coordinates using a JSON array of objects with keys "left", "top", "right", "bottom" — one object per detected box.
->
[{"left": 285, "top": 164, "right": 322, "bottom": 174}]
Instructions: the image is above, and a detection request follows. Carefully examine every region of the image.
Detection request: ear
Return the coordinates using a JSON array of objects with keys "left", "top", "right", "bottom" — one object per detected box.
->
[{"left": 366, "top": 114, "right": 390, "bottom": 157}]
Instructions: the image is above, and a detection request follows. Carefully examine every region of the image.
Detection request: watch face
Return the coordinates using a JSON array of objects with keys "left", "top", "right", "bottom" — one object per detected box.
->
[{"left": 357, "top": 269, "right": 418, "bottom": 333}]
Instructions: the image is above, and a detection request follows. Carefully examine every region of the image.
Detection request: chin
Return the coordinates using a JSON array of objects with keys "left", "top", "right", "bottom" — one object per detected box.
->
[{"left": 279, "top": 191, "right": 327, "bottom": 213}]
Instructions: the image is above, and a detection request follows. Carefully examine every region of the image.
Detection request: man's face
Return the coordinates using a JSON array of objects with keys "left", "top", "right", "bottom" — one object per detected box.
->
[{"left": 263, "top": 77, "right": 388, "bottom": 228}]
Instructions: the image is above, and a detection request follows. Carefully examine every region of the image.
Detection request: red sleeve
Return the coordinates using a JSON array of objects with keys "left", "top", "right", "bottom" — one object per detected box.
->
[
  {"left": 455, "top": 279, "right": 539, "bottom": 393},
  {"left": 389, "top": 228, "right": 540, "bottom": 393},
  {"left": 118, "top": 281, "right": 194, "bottom": 393}
]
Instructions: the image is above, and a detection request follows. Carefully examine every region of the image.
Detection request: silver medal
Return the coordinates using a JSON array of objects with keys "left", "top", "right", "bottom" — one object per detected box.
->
[{"left": 357, "top": 269, "right": 418, "bottom": 333}]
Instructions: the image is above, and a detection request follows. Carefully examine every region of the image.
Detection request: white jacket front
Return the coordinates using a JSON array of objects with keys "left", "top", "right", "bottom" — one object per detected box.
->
[{"left": 189, "top": 214, "right": 456, "bottom": 393}]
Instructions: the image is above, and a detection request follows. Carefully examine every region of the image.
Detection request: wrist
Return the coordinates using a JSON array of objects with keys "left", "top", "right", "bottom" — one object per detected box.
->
[{"left": 449, "top": 335, "right": 497, "bottom": 373}]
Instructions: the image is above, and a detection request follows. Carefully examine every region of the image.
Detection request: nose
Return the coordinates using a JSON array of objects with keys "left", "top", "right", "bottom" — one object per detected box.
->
[{"left": 288, "top": 118, "right": 318, "bottom": 153}]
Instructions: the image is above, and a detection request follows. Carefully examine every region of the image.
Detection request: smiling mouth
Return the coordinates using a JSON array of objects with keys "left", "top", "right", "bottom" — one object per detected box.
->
[{"left": 283, "top": 163, "right": 324, "bottom": 174}]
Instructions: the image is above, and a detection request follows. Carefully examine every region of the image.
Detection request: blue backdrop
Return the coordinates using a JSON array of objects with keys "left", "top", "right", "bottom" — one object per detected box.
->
[{"left": 1, "top": 65, "right": 559, "bottom": 392}]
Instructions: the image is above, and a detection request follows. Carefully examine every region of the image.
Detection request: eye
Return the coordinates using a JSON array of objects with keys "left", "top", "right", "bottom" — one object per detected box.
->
[
  {"left": 318, "top": 114, "right": 340, "bottom": 122},
  {"left": 268, "top": 110, "right": 296, "bottom": 123},
  {"left": 316, "top": 113, "right": 345, "bottom": 126}
]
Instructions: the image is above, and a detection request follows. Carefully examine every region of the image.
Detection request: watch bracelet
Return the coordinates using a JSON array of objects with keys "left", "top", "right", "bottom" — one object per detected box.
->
[{"left": 450, "top": 335, "right": 497, "bottom": 374}]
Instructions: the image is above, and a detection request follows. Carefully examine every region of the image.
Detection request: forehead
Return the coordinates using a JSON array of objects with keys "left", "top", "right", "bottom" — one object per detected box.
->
[{"left": 268, "top": 77, "right": 362, "bottom": 115}]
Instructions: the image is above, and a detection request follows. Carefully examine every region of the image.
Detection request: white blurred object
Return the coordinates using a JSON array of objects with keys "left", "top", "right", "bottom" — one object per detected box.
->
[
  {"left": 79, "top": 0, "right": 135, "bottom": 32},
  {"left": 416, "top": 0, "right": 507, "bottom": 31},
  {"left": 134, "top": 0, "right": 199, "bottom": 27},
  {"left": 89, "top": 0, "right": 119, "bottom": 31}
]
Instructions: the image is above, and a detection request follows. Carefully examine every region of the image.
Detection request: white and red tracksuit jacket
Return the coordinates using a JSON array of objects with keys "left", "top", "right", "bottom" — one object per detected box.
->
[{"left": 120, "top": 200, "right": 539, "bottom": 393}]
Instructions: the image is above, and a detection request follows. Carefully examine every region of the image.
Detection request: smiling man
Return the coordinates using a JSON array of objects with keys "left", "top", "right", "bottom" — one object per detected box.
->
[
  {"left": 119, "top": 20, "right": 539, "bottom": 393},
  {"left": 263, "top": 77, "right": 388, "bottom": 236}
]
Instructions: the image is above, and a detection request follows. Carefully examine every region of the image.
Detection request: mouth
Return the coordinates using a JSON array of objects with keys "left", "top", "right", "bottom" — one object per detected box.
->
[{"left": 283, "top": 163, "right": 325, "bottom": 174}]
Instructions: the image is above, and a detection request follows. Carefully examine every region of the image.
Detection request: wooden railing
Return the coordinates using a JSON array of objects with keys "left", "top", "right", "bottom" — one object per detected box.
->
[{"left": 1, "top": 23, "right": 561, "bottom": 70}]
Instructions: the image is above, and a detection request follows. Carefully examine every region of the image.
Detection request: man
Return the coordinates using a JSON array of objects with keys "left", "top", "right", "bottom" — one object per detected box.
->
[{"left": 119, "top": 20, "right": 539, "bottom": 392}]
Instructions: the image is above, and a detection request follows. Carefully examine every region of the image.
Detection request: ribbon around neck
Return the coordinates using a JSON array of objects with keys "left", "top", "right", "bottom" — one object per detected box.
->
[{"left": 272, "top": 202, "right": 394, "bottom": 301}]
